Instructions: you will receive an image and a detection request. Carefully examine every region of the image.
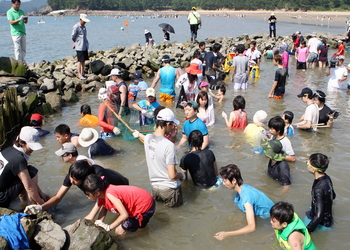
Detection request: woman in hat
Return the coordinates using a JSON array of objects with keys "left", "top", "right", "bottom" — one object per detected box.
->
[{"left": 176, "top": 64, "right": 201, "bottom": 101}]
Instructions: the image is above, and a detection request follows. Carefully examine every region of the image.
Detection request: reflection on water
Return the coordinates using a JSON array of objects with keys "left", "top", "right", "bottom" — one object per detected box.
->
[{"left": 10, "top": 53, "right": 349, "bottom": 249}]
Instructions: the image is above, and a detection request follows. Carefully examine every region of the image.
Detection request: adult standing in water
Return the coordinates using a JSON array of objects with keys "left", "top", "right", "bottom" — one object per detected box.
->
[
  {"left": 268, "top": 13, "right": 277, "bottom": 41},
  {"left": 72, "top": 14, "right": 90, "bottom": 80},
  {"left": 188, "top": 7, "right": 202, "bottom": 42},
  {"left": 7, "top": 0, "right": 28, "bottom": 62}
]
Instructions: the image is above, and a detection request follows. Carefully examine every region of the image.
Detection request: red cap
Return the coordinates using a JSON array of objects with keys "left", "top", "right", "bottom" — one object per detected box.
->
[
  {"left": 30, "top": 113, "right": 44, "bottom": 122},
  {"left": 108, "top": 85, "right": 119, "bottom": 94}
]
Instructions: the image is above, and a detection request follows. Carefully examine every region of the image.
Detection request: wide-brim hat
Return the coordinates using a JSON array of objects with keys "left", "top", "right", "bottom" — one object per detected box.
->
[
  {"left": 185, "top": 63, "right": 202, "bottom": 75},
  {"left": 98, "top": 87, "right": 107, "bottom": 100},
  {"left": 78, "top": 128, "right": 99, "bottom": 147},
  {"left": 80, "top": 14, "right": 90, "bottom": 22}
]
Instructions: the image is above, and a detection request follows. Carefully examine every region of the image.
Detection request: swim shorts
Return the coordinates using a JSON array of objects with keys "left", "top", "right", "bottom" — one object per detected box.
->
[
  {"left": 297, "top": 61, "right": 306, "bottom": 70},
  {"left": 273, "top": 95, "right": 283, "bottom": 99},
  {"left": 159, "top": 93, "right": 174, "bottom": 103},
  {"left": 77, "top": 50, "right": 89, "bottom": 62},
  {"left": 152, "top": 185, "right": 183, "bottom": 207},
  {"left": 121, "top": 199, "right": 156, "bottom": 232}
]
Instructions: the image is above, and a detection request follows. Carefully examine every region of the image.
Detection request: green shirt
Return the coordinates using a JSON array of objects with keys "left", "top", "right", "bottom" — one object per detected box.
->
[
  {"left": 7, "top": 7, "right": 26, "bottom": 36},
  {"left": 188, "top": 12, "right": 200, "bottom": 25}
]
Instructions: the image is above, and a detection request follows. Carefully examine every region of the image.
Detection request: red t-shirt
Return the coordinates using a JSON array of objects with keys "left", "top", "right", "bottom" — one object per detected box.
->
[
  {"left": 337, "top": 44, "right": 345, "bottom": 56},
  {"left": 231, "top": 110, "right": 248, "bottom": 129},
  {"left": 98, "top": 185, "right": 153, "bottom": 225}
]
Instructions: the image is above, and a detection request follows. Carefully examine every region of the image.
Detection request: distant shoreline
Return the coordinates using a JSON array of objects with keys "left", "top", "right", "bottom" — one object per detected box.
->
[{"left": 1, "top": 9, "right": 349, "bottom": 24}]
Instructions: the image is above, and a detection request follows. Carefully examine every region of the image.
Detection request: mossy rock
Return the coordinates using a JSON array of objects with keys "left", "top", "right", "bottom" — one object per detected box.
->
[
  {"left": 0, "top": 57, "right": 27, "bottom": 77},
  {"left": 25, "top": 92, "right": 39, "bottom": 112}
]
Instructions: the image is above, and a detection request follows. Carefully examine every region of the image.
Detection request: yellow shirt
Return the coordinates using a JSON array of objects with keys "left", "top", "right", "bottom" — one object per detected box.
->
[{"left": 78, "top": 114, "right": 98, "bottom": 126}]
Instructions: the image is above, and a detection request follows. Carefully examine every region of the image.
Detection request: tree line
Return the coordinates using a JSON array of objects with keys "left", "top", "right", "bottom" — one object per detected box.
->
[{"left": 47, "top": 0, "right": 350, "bottom": 11}]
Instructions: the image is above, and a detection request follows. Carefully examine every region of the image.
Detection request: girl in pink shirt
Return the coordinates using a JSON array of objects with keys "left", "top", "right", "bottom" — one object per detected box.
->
[
  {"left": 84, "top": 174, "right": 155, "bottom": 236},
  {"left": 296, "top": 41, "right": 309, "bottom": 70}
]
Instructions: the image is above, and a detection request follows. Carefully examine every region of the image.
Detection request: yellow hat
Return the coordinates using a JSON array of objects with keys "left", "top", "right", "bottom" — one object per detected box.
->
[{"left": 192, "top": 7, "right": 196, "bottom": 10}]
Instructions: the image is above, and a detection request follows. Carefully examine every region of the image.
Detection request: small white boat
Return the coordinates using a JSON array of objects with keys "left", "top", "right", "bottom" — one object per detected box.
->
[{"left": 37, "top": 20, "right": 45, "bottom": 24}]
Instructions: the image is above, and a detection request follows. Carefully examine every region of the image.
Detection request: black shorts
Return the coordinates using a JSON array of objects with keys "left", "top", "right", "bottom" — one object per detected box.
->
[
  {"left": 297, "top": 61, "right": 306, "bottom": 69},
  {"left": 77, "top": 50, "right": 89, "bottom": 62},
  {"left": 121, "top": 199, "right": 156, "bottom": 232},
  {"left": 0, "top": 165, "right": 38, "bottom": 208}
]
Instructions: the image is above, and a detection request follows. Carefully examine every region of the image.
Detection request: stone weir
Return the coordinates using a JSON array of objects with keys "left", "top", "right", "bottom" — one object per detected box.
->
[{"left": 0, "top": 32, "right": 343, "bottom": 146}]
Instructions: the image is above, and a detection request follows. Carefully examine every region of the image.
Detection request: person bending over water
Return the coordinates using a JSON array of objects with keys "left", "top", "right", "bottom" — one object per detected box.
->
[{"left": 214, "top": 164, "right": 274, "bottom": 240}]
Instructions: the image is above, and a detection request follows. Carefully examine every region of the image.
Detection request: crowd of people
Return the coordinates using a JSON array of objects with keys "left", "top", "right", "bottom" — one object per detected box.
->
[{"left": 4, "top": 2, "right": 345, "bottom": 249}]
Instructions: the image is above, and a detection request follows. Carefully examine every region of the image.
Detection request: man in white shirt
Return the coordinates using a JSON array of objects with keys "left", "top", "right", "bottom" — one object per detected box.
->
[
  {"left": 245, "top": 41, "right": 261, "bottom": 68},
  {"left": 295, "top": 88, "right": 319, "bottom": 132},
  {"left": 307, "top": 34, "right": 321, "bottom": 69},
  {"left": 326, "top": 55, "right": 347, "bottom": 92}
]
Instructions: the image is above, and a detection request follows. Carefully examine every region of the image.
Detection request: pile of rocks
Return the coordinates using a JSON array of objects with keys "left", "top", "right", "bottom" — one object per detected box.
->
[
  {"left": 0, "top": 208, "right": 117, "bottom": 250},
  {"left": 0, "top": 32, "right": 343, "bottom": 119}
]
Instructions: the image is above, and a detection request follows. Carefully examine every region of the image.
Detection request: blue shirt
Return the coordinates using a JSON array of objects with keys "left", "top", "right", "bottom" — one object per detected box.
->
[
  {"left": 182, "top": 118, "right": 208, "bottom": 137},
  {"left": 285, "top": 125, "right": 294, "bottom": 137},
  {"left": 234, "top": 184, "right": 274, "bottom": 217},
  {"left": 71, "top": 22, "right": 89, "bottom": 51},
  {"left": 159, "top": 65, "right": 176, "bottom": 96}
]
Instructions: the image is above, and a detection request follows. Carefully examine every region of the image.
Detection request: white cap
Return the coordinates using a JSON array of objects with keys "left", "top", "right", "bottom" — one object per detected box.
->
[
  {"left": 78, "top": 128, "right": 99, "bottom": 147},
  {"left": 253, "top": 110, "right": 268, "bottom": 126},
  {"left": 157, "top": 108, "right": 180, "bottom": 125},
  {"left": 108, "top": 68, "right": 122, "bottom": 77},
  {"left": 80, "top": 14, "right": 90, "bottom": 22},
  {"left": 98, "top": 87, "right": 107, "bottom": 100},
  {"left": 19, "top": 126, "right": 43, "bottom": 151},
  {"left": 146, "top": 88, "right": 156, "bottom": 97}
]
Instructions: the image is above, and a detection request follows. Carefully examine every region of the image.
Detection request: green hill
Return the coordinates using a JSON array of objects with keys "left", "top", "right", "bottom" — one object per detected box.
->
[{"left": 0, "top": 0, "right": 48, "bottom": 14}]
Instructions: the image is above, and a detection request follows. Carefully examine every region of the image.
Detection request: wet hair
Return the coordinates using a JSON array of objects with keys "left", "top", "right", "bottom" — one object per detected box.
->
[
  {"left": 188, "top": 130, "right": 203, "bottom": 150},
  {"left": 219, "top": 85, "right": 226, "bottom": 94},
  {"left": 199, "top": 42, "right": 205, "bottom": 47},
  {"left": 196, "top": 91, "right": 209, "bottom": 110},
  {"left": 12, "top": 0, "right": 20, "bottom": 3},
  {"left": 188, "top": 72, "right": 198, "bottom": 83},
  {"left": 186, "top": 101, "right": 198, "bottom": 111},
  {"left": 270, "top": 201, "right": 294, "bottom": 224},
  {"left": 274, "top": 54, "right": 282, "bottom": 65},
  {"left": 69, "top": 160, "right": 94, "bottom": 181},
  {"left": 265, "top": 45, "right": 271, "bottom": 50},
  {"left": 301, "top": 41, "right": 307, "bottom": 46},
  {"left": 268, "top": 116, "right": 285, "bottom": 136},
  {"left": 236, "top": 44, "right": 245, "bottom": 54},
  {"left": 54, "top": 124, "right": 71, "bottom": 136},
  {"left": 233, "top": 95, "right": 245, "bottom": 111},
  {"left": 30, "top": 120, "right": 42, "bottom": 126},
  {"left": 250, "top": 41, "right": 257, "bottom": 46},
  {"left": 282, "top": 111, "right": 293, "bottom": 124},
  {"left": 80, "top": 104, "right": 92, "bottom": 116},
  {"left": 193, "top": 50, "right": 201, "bottom": 59},
  {"left": 309, "top": 153, "right": 329, "bottom": 173},
  {"left": 212, "top": 43, "right": 222, "bottom": 52},
  {"left": 82, "top": 174, "right": 109, "bottom": 195},
  {"left": 219, "top": 164, "right": 243, "bottom": 186},
  {"left": 313, "top": 90, "right": 326, "bottom": 104},
  {"left": 154, "top": 105, "right": 165, "bottom": 118}
]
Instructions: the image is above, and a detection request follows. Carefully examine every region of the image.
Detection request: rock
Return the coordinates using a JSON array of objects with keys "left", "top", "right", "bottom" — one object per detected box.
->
[
  {"left": 122, "top": 57, "right": 134, "bottom": 69},
  {"left": 87, "top": 74, "right": 100, "bottom": 83},
  {"left": 45, "top": 92, "right": 62, "bottom": 112},
  {"left": 64, "top": 68, "right": 76, "bottom": 78},
  {"left": 25, "top": 92, "right": 39, "bottom": 112},
  {"left": 65, "top": 219, "right": 118, "bottom": 250},
  {"left": 34, "top": 220, "right": 66, "bottom": 250},
  {"left": 0, "top": 236, "right": 10, "bottom": 250},
  {"left": 90, "top": 60, "right": 105, "bottom": 74},
  {"left": 63, "top": 77, "right": 74, "bottom": 90},
  {"left": 17, "top": 84, "right": 37, "bottom": 97},
  {"left": 101, "top": 64, "right": 113, "bottom": 76},
  {"left": 53, "top": 71, "right": 66, "bottom": 82},
  {"left": 82, "top": 81, "right": 97, "bottom": 91},
  {"left": 62, "top": 89, "right": 79, "bottom": 103},
  {"left": 40, "top": 78, "right": 56, "bottom": 93},
  {"left": 110, "top": 46, "right": 125, "bottom": 53},
  {"left": 0, "top": 57, "right": 27, "bottom": 77}
]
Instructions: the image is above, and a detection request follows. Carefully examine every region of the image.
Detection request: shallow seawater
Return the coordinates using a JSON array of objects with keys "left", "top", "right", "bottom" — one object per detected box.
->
[
  {"left": 9, "top": 53, "right": 350, "bottom": 250},
  {"left": 1, "top": 14, "right": 349, "bottom": 250}
]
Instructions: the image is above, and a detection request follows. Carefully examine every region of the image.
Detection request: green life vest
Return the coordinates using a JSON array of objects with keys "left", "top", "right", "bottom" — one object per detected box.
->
[{"left": 274, "top": 213, "right": 316, "bottom": 250}]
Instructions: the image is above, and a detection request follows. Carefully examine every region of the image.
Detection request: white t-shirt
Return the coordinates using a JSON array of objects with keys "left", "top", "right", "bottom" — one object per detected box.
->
[
  {"left": 279, "top": 136, "right": 295, "bottom": 156},
  {"left": 308, "top": 37, "right": 321, "bottom": 53},
  {"left": 245, "top": 48, "right": 261, "bottom": 61},
  {"left": 304, "top": 103, "right": 319, "bottom": 131},
  {"left": 327, "top": 65, "right": 348, "bottom": 90},
  {"left": 144, "top": 134, "right": 180, "bottom": 189},
  {"left": 77, "top": 154, "right": 94, "bottom": 165}
]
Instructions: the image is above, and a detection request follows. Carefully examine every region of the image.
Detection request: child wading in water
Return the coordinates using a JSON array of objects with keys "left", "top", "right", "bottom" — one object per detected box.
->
[
  {"left": 282, "top": 111, "right": 294, "bottom": 137},
  {"left": 196, "top": 91, "right": 215, "bottom": 126},
  {"left": 222, "top": 95, "right": 247, "bottom": 129},
  {"left": 83, "top": 174, "right": 155, "bottom": 236}
]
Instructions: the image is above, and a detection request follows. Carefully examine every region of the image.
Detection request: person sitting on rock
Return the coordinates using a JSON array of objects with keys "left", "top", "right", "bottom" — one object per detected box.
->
[
  {"left": 54, "top": 124, "right": 79, "bottom": 147},
  {"left": 30, "top": 113, "right": 49, "bottom": 137},
  {"left": 24, "top": 160, "right": 129, "bottom": 215}
]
